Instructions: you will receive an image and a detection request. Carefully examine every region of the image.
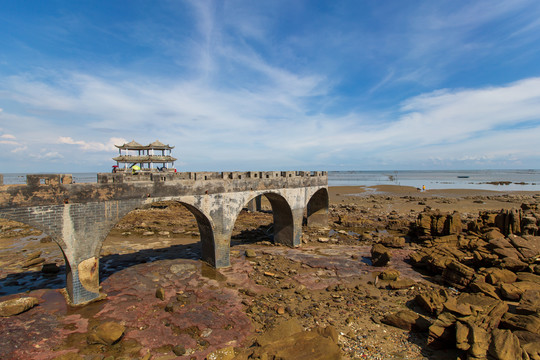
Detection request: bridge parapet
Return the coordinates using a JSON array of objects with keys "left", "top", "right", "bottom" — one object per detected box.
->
[{"left": 97, "top": 170, "right": 327, "bottom": 184}]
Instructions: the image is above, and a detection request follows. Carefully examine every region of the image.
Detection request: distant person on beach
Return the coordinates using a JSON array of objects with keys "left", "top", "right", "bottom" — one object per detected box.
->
[{"left": 422, "top": 185, "right": 426, "bottom": 192}]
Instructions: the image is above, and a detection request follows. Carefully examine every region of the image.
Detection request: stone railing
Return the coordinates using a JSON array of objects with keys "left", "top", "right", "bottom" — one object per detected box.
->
[{"left": 0, "top": 171, "right": 327, "bottom": 186}]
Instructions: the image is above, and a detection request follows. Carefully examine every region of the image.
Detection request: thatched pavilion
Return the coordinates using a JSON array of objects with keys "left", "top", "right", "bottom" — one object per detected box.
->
[{"left": 112, "top": 140, "right": 177, "bottom": 172}]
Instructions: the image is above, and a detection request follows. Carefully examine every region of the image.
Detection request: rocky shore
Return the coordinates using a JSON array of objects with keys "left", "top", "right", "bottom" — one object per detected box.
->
[{"left": 0, "top": 185, "right": 539, "bottom": 360}]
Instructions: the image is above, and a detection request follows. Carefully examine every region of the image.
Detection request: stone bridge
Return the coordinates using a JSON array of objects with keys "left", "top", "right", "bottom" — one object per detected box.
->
[{"left": 0, "top": 171, "right": 328, "bottom": 304}]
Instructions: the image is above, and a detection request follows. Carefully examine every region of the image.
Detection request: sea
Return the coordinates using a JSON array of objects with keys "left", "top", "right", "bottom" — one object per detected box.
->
[{"left": 2, "top": 170, "right": 540, "bottom": 191}]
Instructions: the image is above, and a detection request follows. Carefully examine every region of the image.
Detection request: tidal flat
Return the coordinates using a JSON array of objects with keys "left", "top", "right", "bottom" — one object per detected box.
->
[{"left": 1, "top": 185, "right": 539, "bottom": 360}]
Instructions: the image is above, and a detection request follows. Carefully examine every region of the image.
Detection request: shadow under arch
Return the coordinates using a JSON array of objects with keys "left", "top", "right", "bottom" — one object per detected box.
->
[
  {"left": 0, "top": 216, "right": 69, "bottom": 296},
  {"left": 233, "top": 192, "right": 295, "bottom": 247},
  {"left": 97, "top": 199, "right": 217, "bottom": 269},
  {"left": 306, "top": 187, "right": 329, "bottom": 228}
]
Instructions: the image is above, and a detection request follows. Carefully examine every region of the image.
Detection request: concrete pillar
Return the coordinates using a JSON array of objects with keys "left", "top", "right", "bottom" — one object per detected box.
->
[
  {"left": 247, "top": 195, "right": 262, "bottom": 212},
  {"left": 66, "top": 256, "right": 100, "bottom": 304}
]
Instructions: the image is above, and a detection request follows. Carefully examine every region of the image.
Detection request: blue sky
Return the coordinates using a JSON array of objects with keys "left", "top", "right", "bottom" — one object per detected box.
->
[{"left": 1, "top": 0, "right": 540, "bottom": 172}]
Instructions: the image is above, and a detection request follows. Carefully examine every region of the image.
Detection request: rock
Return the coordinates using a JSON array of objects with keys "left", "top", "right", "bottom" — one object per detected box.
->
[
  {"left": 256, "top": 324, "right": 341, "bottom": 360},
  {"left": 245, "top": 249, "right": 257, "bottom": 258},
  {"left": 206, "top": 346, "right": 235, "bottom": 360},
  {"left": 381, "top": 236, "right": 405, "bottom": 248},
  {"left": 485, "top": 268, "right": 518, "bottom": 285},
  {"left": 488, "top": 329, "right": 524, "bottom": 360},
  {"left": 388, "top": 278, "right": 416, "bottom": 290},
  {"left": 517, "top": 272, "right": 540, "bottom": 284},
  {"left": 522, "top": 341, "right": 540, "bottom": 360},
  {"left": 25, "top": 250, "right": 42, "bottom": 261},
  {"left": 41, "top": 263, "right": 61, "bottom": 274},
  {"left": 509, "top": 234, "right": 540, "bottom": 260},
  {"left": 379, "top": 269, "right": 400, "bottom": 281},
  {"left": 172, "top": 345, "right": 186, "bottom": 356},
  {"left": 497, "top": 257, "right": 529, "bottom": 272},
  {"left": 428, "top": 312, "right": 457, "bottom": 347},
  {"left": 22, "top": 257, "right": 46, "bottom": 268},
  {"left": 371, "top": 243, "right": 391, "bottom": 266},
  {"left": 500, "top": 313, "right": 540, "bottom": 334},
  {"left": 257, "top": 319, "right": 303, "bottom": 347},
  {"left": 87, "top": 321, "right": 125, "bottom": 345},
  {"left": 381, "top": 310, "right": 431, "bottom": 332},
  {"left": 516, "top": 290, "right": 540, "bottom": 315},
  {"left": 0, "top": 297, "right": 39, "bottom": 317},
  {"left": 442, "top": 298, "right": 472, "bottom": 317},
  {"left": 467, "top": 325, "right": 490, "bottom": 359},
  {"left": 415, "top": 289, "right": 450, "bottom": 315},
  {"left": 500, "top": 283, "right": 524, "bottom": 301},
  {"left": 469, "top": 280, "right": 500, "bottom": 300},
  {"left": 484, "top": 229, "right": 506, "bottom": 240},
  {"left": 442, "top": 260, "right": 475, "bottom": 289},
  {"left": 142, "top": 231, "right": 154, "bottom": 236},
  {"left": 156, "top": 287, "right": 165, "bottom": 300}
]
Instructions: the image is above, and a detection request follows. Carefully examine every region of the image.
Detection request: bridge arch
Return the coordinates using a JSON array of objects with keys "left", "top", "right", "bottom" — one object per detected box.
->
[
  {"left": 96, "top": 198, "right": 217, "bottom": 267},
  {"left": 306, "top": 188, "right": 329, "bottom": 228},
  {"left": 0, "top": 215, "right": 69, "bottom": 296},
  {"left": 231, "top": 192, "right": 295, "bottom": 247}
]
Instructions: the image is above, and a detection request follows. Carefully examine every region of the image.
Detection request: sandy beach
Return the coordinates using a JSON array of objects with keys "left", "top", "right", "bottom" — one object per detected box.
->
[{"left": 0, "top": 185, "right": 539, "bottom": 359}]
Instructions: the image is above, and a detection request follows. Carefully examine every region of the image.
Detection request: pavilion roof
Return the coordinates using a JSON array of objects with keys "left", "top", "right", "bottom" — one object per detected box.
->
[{"left": 115, "top": 139, "right": 174, "bottom": 150}]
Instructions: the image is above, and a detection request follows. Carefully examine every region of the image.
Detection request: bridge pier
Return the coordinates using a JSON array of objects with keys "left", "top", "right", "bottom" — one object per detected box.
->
[{"left": 66, "top": 257, "right": 100, "bottom": 304}]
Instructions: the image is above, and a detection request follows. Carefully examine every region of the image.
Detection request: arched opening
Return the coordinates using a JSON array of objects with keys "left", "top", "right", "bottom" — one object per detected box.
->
[
  {"left": 306, "top": 188, "right": 329, "bottom": 228},
  {"left": 231, "top": 195, "right": 273, "bottom": 246},
  {"left": 231, "top": 193, "right": 295, "bottom": 248},
  {"left": 99, "top": 200, "right": 215, "bottom": 280},
  {"left": 265, "top": 193, "right": 295, "bottom": 246},
  {"left": 0, "top": 217, "right": 66, "bottom": 298}
]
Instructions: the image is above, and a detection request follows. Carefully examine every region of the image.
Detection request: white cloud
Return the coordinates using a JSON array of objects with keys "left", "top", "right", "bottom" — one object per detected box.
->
[
  {"left": 1, "top": 134, "right": 16, "bottom": 139},
  {"left": 57, "top": 136, "right": 127, "bottom": 152},
  {"left": 30, "top": 151, "right": 64, "bottom": 160},
  {"left": 11, "top": 146, "right": 28, "bottom": 153}
]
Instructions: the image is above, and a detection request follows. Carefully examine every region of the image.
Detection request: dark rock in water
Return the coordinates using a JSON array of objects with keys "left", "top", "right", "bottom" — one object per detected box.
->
[
  {"left": 0, "top": 297, "right": 39, "bottom": 317},
  {"left": 41, "top": 263, "right": 60, "bottom": 274},
  {"left": 87, "top": 321, "right": 125, "bottom": 345},
  {"left": 371, "top": 243, "right": 391, "bottom": 266}
]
